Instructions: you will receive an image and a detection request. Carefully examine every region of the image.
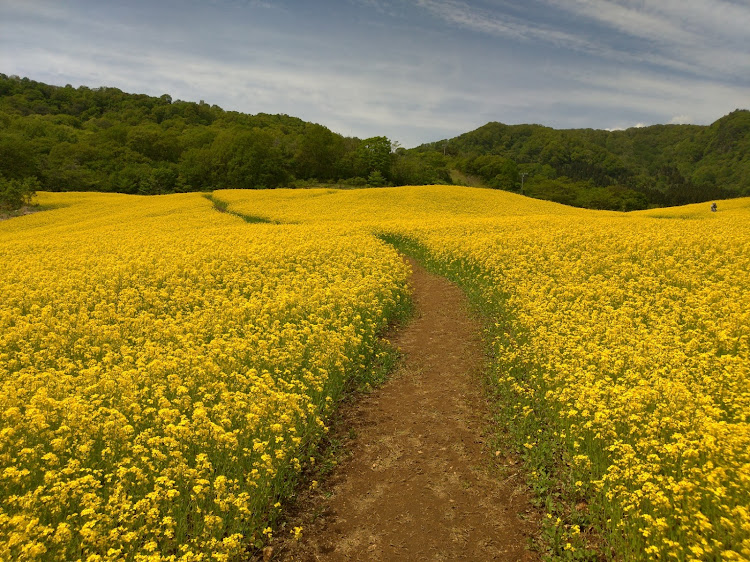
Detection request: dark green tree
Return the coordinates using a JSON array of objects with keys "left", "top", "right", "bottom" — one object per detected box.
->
[
  {"left": 356, "top": 136, "right": 392, "bottom": 180},
  {"left": 294, "top": 123, "right": 342, "bottom": 181},
  {"left": 0, "top": 175, "right": 38, "bottom": 210},
  {"left": 210, "top": 128, "right": 289, "bottom": 190}
]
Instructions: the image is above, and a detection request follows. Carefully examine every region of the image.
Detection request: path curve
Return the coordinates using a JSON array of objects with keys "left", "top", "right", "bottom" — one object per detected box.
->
[{"left": 275, "top": 257, "right": 538, "bottom": 560}]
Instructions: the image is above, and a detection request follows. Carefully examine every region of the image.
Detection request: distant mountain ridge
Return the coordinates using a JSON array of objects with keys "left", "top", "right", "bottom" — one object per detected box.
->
[
  {"left": 411, "top": 110, "right": 750, "bottom": 208},
  {"left": 1, "top": 73, "right": 747, "bottom": 210}
]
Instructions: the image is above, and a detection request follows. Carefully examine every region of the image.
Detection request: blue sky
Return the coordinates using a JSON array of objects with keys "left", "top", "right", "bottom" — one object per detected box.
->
[{"left": 1, "top": 0, "right": 749, "bottom": 147}]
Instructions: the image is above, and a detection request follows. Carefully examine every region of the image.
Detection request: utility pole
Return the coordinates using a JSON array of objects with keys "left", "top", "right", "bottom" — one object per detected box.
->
[{"left": 520, "top": 172, "right": 528, "bottom": 194}]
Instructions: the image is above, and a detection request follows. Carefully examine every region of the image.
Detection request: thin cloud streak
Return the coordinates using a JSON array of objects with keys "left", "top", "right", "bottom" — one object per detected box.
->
[
  {"left": 415, "top": 0, "right": 750, "bottom": 79},
  {"left": 544, "top": 0, "right": 750, "bottom": 77},
  {"left": 415, "top": 0, "right": 597, "bottom": 50}
]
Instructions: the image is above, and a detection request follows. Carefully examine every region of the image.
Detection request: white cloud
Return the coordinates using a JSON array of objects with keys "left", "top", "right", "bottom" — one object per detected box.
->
[
  {"left": 415, "top": 0, "right": 596, "bottom": 50},
  {"left": 543, "top": 0, "right": 750, "bottom": 77},
  {"left": 413, "top": 0, "right": 750, "bottom": 80},
  {"left": 668, "top": 115, "right": 692, "bottom": 125}
]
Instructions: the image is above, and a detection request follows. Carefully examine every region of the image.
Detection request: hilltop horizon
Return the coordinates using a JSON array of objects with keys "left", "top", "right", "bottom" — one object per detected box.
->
[
  {"left": 2, "top": 74, "right": 748, "bottom": 213},
  {"left": 3, "top": 72, "right": 747, "bottom": 150},
  {"left": 2, "top": 1, "right": 748, "bottom": 147}
]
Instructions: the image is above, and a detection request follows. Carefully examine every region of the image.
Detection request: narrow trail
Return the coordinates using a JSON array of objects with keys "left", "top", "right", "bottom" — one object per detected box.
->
[{"left": 275, "top": 257, "right": 538, "bottom": 561}]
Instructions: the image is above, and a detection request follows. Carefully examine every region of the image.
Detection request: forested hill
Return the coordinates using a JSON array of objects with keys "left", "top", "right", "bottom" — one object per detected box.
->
[
  {"left": 0, "top": 74, "right": 408, "bottom": 195},
  {"left": 1, "top": 74, "right": 748, "bottom": 210},
  {"left": 412, "top": 110, "right": 750, "bottom": 209}
]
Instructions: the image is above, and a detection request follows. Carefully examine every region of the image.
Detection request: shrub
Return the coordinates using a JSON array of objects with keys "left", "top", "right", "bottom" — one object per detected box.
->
[{"left": 0, "top": 176, "right": 39, "bottom": 211}]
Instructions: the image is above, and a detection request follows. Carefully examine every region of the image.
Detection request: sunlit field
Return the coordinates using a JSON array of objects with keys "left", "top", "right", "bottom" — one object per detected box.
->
[
  {"left": 221, "top": 186, "right": 750, "bottom": 560},
  {"left": 0, "top": 192, "right": 409, "bottom": 560},
  {"left": 392, "top": 212, "right": 750, "bottom": 560},
  {"left": 2, "top": 186, "right": 748, "bottom": 560}
]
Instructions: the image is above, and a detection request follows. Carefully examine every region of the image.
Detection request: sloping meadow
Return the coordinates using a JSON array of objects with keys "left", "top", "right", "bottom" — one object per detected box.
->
[
  {"left": 0, "top": 192, "right": 409, "bottom": 560},
  {"left": 391, "top": 212, "right": 750, "bottom": 560},
  {"left": 2, "top": 186, "right": 749, "bottom": 560},
  {"left": 222, "top": 186, "right": 750, "bottom": 560}
]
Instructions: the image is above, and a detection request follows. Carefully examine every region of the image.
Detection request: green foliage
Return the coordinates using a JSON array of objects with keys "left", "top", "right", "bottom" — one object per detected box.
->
[
  {"left": 460, "top": 154, "right": 519, "bottom": 190},
  {"left": 524, "top": 177, "right": 583, "bottom": 206},
  {"left": 209, "top": 128, "right": 290, "bottom": 190},
  {"left": 414, "top": 109, "right": 750, "bottom": 208},
  {"left": 356, "top": 136, "right": 392, "bottom": 180},
  {"left": 0, "top": 175, "right": 38, "bottom": 211},
  {"left": 341, "top": 176, "right": 367, "bottom": 187},
  {"left": 576, "top": 185, "right": 650, "bottom": 211},
  {"left": 294, "top": 123, "right": 346, "bottom": 181},
  {"left": 391, "top": 150, "right": 451, "bottom": 186},
  {"left": 0, "top": 134, "right": 39, "bottom": 180},
  {"left": 524, "top": 177, "right": 649, "bottom": 211},
  {"left": 1, "top": 74, "right": 748, "bottom": 209},
  {"left": 0, "top": 74, "right": 380, "bottom": 193},
  {"left": 366, "top": 171, "right": 386, "bottom": 187}
]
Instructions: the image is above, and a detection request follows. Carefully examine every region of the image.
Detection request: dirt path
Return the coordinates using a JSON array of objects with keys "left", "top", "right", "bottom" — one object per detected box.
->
[
  {"left": 0, "top": 206, "right": 41, "bottom": 222},
  {"left": 273, "top": 257, "right": 538, "bottom": 561}
]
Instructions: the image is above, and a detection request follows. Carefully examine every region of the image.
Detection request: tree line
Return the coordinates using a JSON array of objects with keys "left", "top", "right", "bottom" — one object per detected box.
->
[
  {"left": 0, "top": 74, "right": 450, "bottom": 208},
  {"left": 1, "top": 74, "right": 748, "bottom": 211},
  {"left": 416, "top": 112, "right": 750, "bottom": 210}
]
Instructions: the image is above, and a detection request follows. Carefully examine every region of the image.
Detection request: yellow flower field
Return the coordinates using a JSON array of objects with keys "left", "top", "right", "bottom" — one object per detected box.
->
[
  {"left": 220, "top": 186, "right": 750, "bottom": 560},
  {"left": 2, "top": 186, "right": 749, "bottom": 560},
  {"left": 397, "top": 213, "right": 750, "bottom": 560},
  {"left": 0, "top": 192, "right": 409, "bottom": 561}
]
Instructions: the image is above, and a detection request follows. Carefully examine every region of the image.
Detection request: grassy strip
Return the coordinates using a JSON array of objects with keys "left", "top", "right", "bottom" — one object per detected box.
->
[
  {"left": 204, "top": 193, "right": 277, "bottom": 224},
  {"left": 0, "top": 203, "right": 58, "bottom": 221},
  {"left": 380, "top": 232, "right": 607, "bottom": 561}
]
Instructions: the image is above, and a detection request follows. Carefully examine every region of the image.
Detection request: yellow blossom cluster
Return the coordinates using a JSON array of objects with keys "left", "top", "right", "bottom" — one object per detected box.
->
[
  {"left": 0, "top": 192, "right": 409, "bottom": 561},
  {"left": 219, "top": 186, "right": 750, "bottom": 560}
]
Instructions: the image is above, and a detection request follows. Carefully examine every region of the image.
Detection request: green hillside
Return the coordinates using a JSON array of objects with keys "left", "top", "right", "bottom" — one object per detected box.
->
[
  {"left": 1, "top": 74, "right": 748, "bottom": 210},
  {"left": 0, "top": 74, "right": 394, "bottom": 195},
  {"left": 414, "top": 110, "right": 750, "bottom": 209}
]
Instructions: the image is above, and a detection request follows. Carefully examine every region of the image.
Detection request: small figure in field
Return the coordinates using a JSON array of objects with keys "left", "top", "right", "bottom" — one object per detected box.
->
[{"left": 711, "top": 202, "right": 717, "bottom": 212}]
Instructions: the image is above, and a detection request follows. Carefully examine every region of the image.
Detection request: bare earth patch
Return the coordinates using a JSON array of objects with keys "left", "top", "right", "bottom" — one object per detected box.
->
[
  {"left": 268, "top": 257, "right": 539, "bottom": 561},
  {"left": 0, "top": 205, "right": 42, "bottom": 221}
]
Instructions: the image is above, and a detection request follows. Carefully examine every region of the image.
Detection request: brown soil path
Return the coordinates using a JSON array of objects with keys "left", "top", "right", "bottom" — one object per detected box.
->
[
  {"left": 0, "top": 205, "right": 41, "bottom": 221},
  {"left": 273, "top": 257, "right": 538, "bottom": 561}
]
